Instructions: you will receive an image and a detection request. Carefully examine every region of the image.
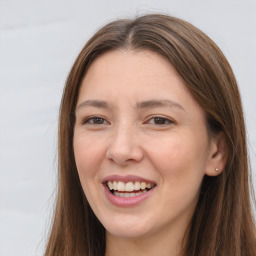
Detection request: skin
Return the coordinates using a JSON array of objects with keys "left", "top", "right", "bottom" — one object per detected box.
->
[{"left": 73, "top": 50, "right": 226, "bottom": 256}]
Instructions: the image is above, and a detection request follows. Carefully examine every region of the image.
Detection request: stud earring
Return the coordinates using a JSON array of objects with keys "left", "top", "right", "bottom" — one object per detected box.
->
[{"left": 215, "top": 168, "right": 219, "bottom": 172}]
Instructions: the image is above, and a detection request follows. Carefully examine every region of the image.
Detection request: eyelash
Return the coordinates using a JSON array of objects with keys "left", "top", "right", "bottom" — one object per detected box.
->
[
  {"left": 82, "top": 116, "right": 109, "bottom": 125},
  {"left": 145, "top": 116, "right": 174, "bottom": 125},
  {"left": 82, "top": 115, "right": 174, "bottom": 126}
]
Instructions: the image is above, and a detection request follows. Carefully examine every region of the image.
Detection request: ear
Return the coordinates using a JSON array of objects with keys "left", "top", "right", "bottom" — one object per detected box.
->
[{"left": 205, "top": 131, "right": 227, "bottom": 177}]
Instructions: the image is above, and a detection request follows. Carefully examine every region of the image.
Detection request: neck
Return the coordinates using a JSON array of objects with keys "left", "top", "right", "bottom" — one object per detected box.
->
[{"left": 105, "top": 223, "right": 187, "bottom": 256}]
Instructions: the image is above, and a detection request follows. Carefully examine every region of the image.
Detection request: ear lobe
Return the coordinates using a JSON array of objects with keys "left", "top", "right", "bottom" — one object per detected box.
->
[{"left": 205, "top": 131, "right": 227, "bottom": 177}]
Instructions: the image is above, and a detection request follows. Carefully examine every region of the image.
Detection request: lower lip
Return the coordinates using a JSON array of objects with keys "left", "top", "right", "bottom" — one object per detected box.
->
[{"left": 103, "top": 184, "right": 156, "bottom": 207}]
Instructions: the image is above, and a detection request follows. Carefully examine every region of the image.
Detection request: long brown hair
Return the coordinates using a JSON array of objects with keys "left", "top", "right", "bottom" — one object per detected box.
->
[{"left": 44, "top": 14, "right": 256, "bottom": 256}]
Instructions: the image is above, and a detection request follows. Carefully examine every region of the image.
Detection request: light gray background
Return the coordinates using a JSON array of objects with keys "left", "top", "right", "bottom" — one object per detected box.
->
[{"left": 0, "top": 0, "right": 255, "bottom": 255}]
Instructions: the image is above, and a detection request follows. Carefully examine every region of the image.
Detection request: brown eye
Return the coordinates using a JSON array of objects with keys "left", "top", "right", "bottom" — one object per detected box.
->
[
  {"left": 92, "top": 118, "right": 105, "bottom": 124},
  {"left": 83, "top": 117, "right": 108, "bottom": 125},
  {"left": 147, "top": 116, "right": 174, "bottom": 125}
]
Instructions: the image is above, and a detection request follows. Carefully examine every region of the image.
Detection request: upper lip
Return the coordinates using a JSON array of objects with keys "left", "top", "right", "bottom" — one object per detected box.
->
[{"left": 102, "top": 175, "right": 156, "bottom": 185}]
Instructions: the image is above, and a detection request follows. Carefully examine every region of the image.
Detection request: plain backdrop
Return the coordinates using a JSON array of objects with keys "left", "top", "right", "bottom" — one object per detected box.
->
[{"left": 0, "top": 0, "right": 255, "bottom": 255}]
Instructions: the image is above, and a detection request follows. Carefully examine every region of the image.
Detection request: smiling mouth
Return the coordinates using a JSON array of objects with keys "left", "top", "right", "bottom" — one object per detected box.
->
[{"left": 106, "top": 181, "right": 156, "bottom": 198}]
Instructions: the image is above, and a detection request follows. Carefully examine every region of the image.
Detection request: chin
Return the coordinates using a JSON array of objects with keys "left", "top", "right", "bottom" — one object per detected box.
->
[
  {"left": 103, "top": 216, "right": 153, "bottom": 239},
  {"left": 106, "top": 227, "right": 151, "bottom": 239}
]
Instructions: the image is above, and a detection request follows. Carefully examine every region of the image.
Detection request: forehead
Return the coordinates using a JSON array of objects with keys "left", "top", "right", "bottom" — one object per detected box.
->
[
  {"left": 86, "top": 49, "right": 173, "bottom": 76},
  {"left": 80, "top": 50, "right": 183, "bottom": 94},
  {"left": 77, "top": 49, "right": 203, "bottom": 115}
]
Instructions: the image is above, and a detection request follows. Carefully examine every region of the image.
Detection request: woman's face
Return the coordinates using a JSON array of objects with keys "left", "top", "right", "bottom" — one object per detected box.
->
[{"left": 73, "top": 50, "right": 220, "bottom": 240}]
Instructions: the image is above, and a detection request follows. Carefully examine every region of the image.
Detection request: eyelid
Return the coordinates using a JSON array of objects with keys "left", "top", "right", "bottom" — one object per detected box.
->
[
  {"left": 81, "top": 115, "right": 110, "bottom": 125},
  {"left": 80, "top": 115, "right": 175, "bottom": 126},
  {"left": 144, "top": 115, "right": 175, "bottom": 125}
]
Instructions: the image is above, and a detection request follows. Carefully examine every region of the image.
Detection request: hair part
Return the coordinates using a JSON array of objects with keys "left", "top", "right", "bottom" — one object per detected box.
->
[{"left": 45, "top": 14, "right": 256, "bottom": 256}]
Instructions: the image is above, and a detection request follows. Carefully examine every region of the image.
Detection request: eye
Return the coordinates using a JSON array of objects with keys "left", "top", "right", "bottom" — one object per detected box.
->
[
  {"left": 82, "top": 116, "right": 109, "bottom": 125},
  {"left": 146, "top": 116, "right": 174, "bottom": 125}
]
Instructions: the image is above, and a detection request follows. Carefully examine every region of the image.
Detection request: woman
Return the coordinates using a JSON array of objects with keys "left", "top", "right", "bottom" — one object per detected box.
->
[{"left": 45, "top": 14, "right": 256, "bottom": 256}]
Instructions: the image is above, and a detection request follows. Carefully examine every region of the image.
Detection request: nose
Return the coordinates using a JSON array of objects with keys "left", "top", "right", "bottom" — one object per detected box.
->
[{"left": 106, "top": 125, "right": 144, "bottom": 166}]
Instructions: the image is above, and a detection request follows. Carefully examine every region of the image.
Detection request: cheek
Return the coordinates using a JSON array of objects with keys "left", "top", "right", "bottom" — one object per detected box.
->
[
  {"left": 73, "top": 135, "right": 107, "bottom": 210},
  {"left": 73, "top": 135, "right": 106, "bottom": 181},
  {"left": 146, "top": 131, "right": 209, "bottom": 186},
  {"left": 146, "top": 136, "right": 193, "bottom": 172}
]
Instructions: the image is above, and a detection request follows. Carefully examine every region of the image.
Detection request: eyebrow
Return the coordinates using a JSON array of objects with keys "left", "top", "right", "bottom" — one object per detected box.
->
[
  {"left": 76, "top": 100, "right": 110, "bottom": 111},
  {"left": 136, "top": 99, "right": 185, "bottom": 111},
  {"left": 76, "top": 99, "right": 185, "bottom": 112}
]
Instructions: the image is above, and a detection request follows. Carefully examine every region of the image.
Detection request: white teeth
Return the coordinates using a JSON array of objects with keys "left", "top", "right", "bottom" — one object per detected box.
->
[
  {"left": 113, "top": 181, "right": 118, "bottom": 190},
  {"left": 107, "top": 181, "right": 113, "bottom": 190},
  {"left": 117, "top": 181, "right": 125, "bottom": 191},
  {"left": 114, "top": 190, "right": 147, "bottom": 197},
  {"left": 140, "top": 182, "right": 146, "bottom": 190},
  {"left": 106, "top": 181, "right": 155, "bottom": 192},
  {"left": 146, "top": 183, "right": 152, "bottom": 189},
  {"left": 134, "top": 181, "right": 141, "bottom": 190},
  {"left": 125, "top": 182, "right": 134, "bottom": 192}
]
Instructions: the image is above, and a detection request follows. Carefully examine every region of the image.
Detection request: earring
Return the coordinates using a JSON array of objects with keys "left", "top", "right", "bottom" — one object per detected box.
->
[{"left": 215, "top": 168, "right": 219, "bottom": 172}]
